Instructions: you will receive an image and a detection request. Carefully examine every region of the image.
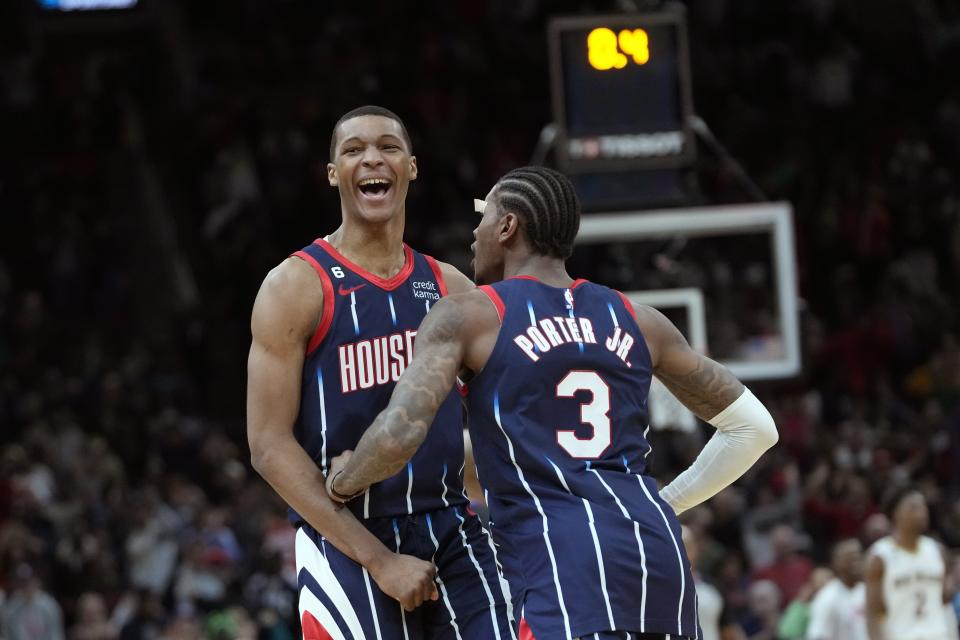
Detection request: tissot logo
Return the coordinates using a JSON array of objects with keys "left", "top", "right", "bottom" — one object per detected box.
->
[{"left": 568, "top": 131, "right": 685, "bottom": 159}]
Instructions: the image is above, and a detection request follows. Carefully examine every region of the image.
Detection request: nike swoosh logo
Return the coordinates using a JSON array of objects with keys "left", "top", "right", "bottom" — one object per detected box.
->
[{"left": 338, "top": 283, "right": 367, "bottom": 296}]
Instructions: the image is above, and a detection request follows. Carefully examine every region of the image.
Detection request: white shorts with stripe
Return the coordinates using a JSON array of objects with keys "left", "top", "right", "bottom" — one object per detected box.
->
[{"left": 296, "top": 507, "right": 515, "bottom": 640}]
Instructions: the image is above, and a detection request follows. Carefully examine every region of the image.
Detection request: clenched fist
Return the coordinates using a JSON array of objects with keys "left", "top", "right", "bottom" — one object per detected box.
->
[{"left": 370, "top": 550, "right": 440, "bottom": 611}]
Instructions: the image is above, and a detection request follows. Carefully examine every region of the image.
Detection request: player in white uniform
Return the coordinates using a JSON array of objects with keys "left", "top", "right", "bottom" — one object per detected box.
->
[
  {"left": 681, "top": 525, "right": 745, "bottom": 640},
  {"left": 866, "top": 487, "right": 954, "bottom": 640},
  {"left": 807, "top": 538, "right": 868, "bottom": 640}
]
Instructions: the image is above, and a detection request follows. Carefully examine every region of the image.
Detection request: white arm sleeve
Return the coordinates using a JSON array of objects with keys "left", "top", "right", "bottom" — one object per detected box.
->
[{"left": 659, "top": 388, "right": 778, "bottom": 515}]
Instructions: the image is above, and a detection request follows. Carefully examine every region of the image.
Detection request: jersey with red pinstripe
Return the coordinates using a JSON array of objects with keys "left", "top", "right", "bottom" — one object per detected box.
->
[
  {"left": 291, "top": 238, "right": 468, "bottom": 522},
  {"left": 466, "top": 276, "right": 699, "bottom": 640}
]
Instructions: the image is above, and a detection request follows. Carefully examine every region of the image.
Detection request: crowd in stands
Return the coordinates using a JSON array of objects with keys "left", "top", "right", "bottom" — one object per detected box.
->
[{"left": 1, "top": 0, "right": 959, "bottom": 637}]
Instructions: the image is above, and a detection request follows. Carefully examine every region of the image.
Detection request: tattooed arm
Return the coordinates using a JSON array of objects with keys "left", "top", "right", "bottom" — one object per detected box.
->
[
  {"left": 328, "top": 294, "right": 470, "bottom": 499},
  {"left": 634, "top": 304, "right": 778, "bottom": 514},
  {"left": 636, "top": 304, "right": 744, "bottom": 420}
]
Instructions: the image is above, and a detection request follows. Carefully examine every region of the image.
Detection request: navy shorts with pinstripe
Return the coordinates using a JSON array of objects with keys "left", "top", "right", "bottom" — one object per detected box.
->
[{"left": 296, "top": 506, "right": 515, "bottom": 640}]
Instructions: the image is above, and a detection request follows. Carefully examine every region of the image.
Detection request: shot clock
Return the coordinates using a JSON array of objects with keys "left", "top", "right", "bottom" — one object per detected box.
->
[{"left": 548, "top": 12, "right": 695, "bottom": 173}]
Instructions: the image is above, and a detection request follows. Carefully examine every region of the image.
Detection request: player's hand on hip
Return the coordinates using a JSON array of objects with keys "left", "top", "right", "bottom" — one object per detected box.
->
[{"left": 370, "top": 552, "right": 440, "bottom": 611}]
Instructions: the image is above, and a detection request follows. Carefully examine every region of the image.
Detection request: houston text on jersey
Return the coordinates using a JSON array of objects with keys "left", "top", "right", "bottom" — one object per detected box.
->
[{"left": 338, "top": 329, "right": 417, "bottom": 393}]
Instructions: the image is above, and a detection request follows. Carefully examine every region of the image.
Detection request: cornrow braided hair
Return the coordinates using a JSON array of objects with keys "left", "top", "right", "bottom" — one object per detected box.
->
[{"left": 494, "top": 166, "right": 581, "bottom": 259}]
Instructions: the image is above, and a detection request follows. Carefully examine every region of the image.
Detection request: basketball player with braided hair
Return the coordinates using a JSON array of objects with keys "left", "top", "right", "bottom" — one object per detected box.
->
[{"left": 325, "top": 166, "right": 780, "bottom": 640}]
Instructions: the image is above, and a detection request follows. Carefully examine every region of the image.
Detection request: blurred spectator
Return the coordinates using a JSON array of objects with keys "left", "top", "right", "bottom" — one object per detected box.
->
[
  {"left": 173, "top": 540, "right": 228, "bottom": 611},
  {"left": 0, "top": 522, "right": 44, "bottom": 577},
  {"left": 860, "top": 512, "right": 891, "bottom": 547},
  {"left": 124, "top": 490, "right": 181, "bottom": 597},
  {"left": 257, "top": 512, "right": 298, "bottom": 589},
  {"left": 118, "top": 591, "right": 166, "bottom": 640},
  {"left": 69, "top": 592, "right": 118, "bottom": 640},
  {"left": 741, "top": 579, "right": 781, "bottom": 640},
  {"left": 204, "top": 607, "right": 258, "bottom": 640},
  {"left": 741, "top": 465, "right": 802, "bottom": 569},
  {"left": 252, "top": 608, "right": 294, "bottom": 640},
  {"left": 683, "top": 525, "right": 746, "bottom": 640},
  {"left": 243, "top": 551, "right": 296, "bottom": 630},
  {"left": 752, "top": 525, "right": 814, "bottom": 604},
  {"left": 158, "top": 613, "right": 203, "bottom": 640},
  {"left": 774, "top": 567, "right": 833, "bottom": 640},
  {"left": 0, "top": 564, "right": 64, "bottom": 640},
  {"left": 806, "top": 539, "right": 868, "bottom": 640},
  {"left": 196, "top": 507, "right": 241, "bottom": 568},
  {"left": 804, "top": 463, "right": 878, "bottom": 543}
]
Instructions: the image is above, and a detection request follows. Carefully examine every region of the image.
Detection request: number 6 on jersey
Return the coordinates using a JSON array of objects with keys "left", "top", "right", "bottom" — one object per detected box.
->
[{"left": 556, "top": 370, "right": 611, "bottom": 458}]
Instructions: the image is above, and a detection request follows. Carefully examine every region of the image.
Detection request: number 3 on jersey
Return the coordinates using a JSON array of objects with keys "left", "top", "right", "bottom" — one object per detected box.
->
[{"left": 556, "top": 370, "right": 611, "bottom": 458}]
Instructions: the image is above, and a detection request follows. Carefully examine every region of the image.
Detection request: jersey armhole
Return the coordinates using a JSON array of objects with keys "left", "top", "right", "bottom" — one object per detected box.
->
[
  {"left": 477, "top": 285, "right": 504, "bottom": 324},
  {"left": 292, "top": 250, "right": 335, "bottom": 355},
  {"left": 423, "top": 254, "right": 449, "bottom": 296},
  {"left": 614, "top": 290, "right": 638, "bottom": 321}
]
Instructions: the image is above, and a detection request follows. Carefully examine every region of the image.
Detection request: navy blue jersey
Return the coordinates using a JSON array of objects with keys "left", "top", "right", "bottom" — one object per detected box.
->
[
  {"left": 466, "top": 276, "right": 699, "bottom": 639},
  {"left": 291, "top": 238, "right": 468, "bottom": 521}
]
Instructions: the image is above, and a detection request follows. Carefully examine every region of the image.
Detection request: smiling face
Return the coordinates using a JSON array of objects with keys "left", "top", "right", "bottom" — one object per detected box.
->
[{"left": 327, "top": 115, "right": 417, "bottom": 224}]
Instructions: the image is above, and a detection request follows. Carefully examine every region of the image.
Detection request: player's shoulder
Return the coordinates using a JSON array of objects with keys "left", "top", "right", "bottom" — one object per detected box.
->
[
  {"left": 865, "top": 541, "right": 888, "bottom": 581},
  {"left": 811, "top": 577, "right": 840, "bottom": 602},
  {"left": 919, "top": 535, "right": 946, "bottom": 557},
  {"left": 262, "top": 256, "right": 323, "bottom": 300},
  {"left": 431, "top": 258, "right": 475, "bottom": 295},
  {"left": 420, "top": 289, "right": 499, "bottom": 342},
  {"left": 807, "top": 582, "right": 832, "bottom": 613},
  {"left": 252, "top": 256, "right": 324, "bottom": 328},
  {"left": 919, "top": 534, "right": 939, "bottom": 547},
  {"left": 867, "top": 536, "right": 893, "bottom": 558},
  {"left": 628, "top": 302, "right": 681, "bottom": 353},
  {"left": 440, "top": 287, "right": 500, "bottom": 321},
  {"left": 630, "top": 301, "right": 669, "bottom": 325},
  {"left": 869, "top": 535, "right": 892, "bottom": 549}
]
